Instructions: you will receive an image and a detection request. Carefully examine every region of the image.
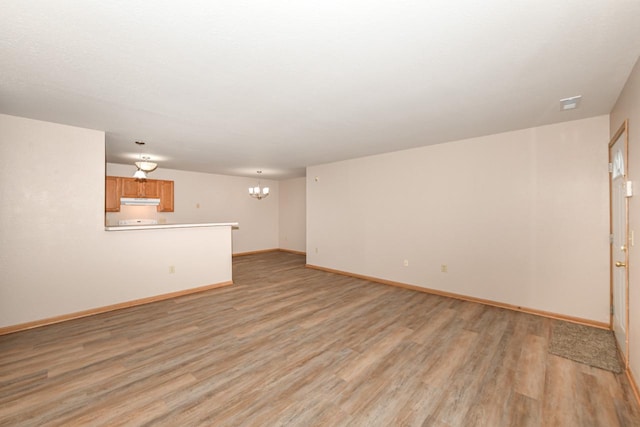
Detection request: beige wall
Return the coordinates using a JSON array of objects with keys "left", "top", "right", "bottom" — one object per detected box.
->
[
  {"left": 307, "top": 116, "right": 610, "bottom": 323},
  {"left": 0, "top": 114, "right": 233, "bottom": 328},
  {"left": 611, "top": 57, "right": 640, "bottom": 385},
  {"left": 106, "top": 163, "right": 279, "bottom": 254},
  {"left": 279, "top": 177, "right": 306, "bottom": 253}
]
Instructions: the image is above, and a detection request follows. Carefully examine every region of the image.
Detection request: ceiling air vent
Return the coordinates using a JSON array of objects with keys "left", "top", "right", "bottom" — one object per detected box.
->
[{"left": 560, "top": 95, "right": 582, "bottom": 111}]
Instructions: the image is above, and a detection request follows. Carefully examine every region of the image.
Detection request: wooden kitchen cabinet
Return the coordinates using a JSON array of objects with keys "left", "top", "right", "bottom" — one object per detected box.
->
[
  {"left": 158, "top": 180, "right": 174, "bottom": 212},
  {"left": 105, "top": 176, "right": 121, "bottom": 212},
  {"left": 104, "top": 176, "right": 174, "bottom": 212},
  {"left": 141, "top": 180, "right": 160, "bottom": 198},
  {"left": 120, "top": 179, "right": 139, "bottom": 198},
  {"left": 121, "top": 178, "right": 160, "bottom": 198}
]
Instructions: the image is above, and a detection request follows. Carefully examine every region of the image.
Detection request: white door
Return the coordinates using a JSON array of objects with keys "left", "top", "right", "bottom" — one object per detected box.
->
[{"left": 610, "top": 124, "right": 629, "bottom": 365}]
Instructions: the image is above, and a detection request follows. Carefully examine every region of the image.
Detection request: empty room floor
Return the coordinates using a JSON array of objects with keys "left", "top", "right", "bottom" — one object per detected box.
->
[{"left": 1, "top": 251, "right": 639, "bottom": 426}]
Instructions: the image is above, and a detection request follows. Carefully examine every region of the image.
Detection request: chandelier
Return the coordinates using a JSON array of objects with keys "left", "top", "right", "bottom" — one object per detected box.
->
[
  {"left": 248, "top": 171, "right": 270, "bottom": 200},
  {"left": 133, "top": 141, "right": 158, "bottom": 179}
]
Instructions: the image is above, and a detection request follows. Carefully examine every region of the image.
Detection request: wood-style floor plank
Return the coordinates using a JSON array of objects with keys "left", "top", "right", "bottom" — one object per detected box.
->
[{"left": 1, "top": 251, "right": 639, "bottom": 426}]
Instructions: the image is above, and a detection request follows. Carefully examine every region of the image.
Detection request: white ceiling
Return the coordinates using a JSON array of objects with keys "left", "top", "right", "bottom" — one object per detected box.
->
[{"left": 1, "top": 1, "right": 639, "bottom": 179}]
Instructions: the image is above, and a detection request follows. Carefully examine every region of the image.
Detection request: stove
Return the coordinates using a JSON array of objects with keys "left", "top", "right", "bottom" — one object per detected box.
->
[{"left": 118, "top": 219, "right": 159, "bottom": 226}]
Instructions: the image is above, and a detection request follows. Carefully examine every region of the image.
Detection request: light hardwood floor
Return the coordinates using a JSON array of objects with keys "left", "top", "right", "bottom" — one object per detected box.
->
[{"left": 1, "top": 251, "right": 639, "bottom": 426}]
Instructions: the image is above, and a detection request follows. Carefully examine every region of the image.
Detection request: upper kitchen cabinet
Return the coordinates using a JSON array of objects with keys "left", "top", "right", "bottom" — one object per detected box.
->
[
  {"left": 158, "top": 180, "right": 174, "bottom": 212},
  {"left": 105, "top": 176, "right": 121, "bottom": 212},
  {"left": 121, "top": 178, "right": 160, "bottom": 198},
  {"left": 105, "top": 176, "right": 174, "bottom": 212},
  {"left": 120, "top": 178, "right": 139, "bottom": 198}
]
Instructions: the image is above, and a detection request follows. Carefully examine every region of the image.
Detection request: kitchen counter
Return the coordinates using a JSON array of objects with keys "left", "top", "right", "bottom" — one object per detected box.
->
[{"left": 105, "top": 222, "right": 238, "bottom": 231}]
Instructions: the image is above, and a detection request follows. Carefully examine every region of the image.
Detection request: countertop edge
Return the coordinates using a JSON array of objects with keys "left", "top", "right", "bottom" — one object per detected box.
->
[{"left": 105, "top": 222, "right": 239, "bottom": 231}]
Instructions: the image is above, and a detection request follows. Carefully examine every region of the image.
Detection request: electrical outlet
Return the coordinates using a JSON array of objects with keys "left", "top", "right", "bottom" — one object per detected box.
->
[
  {"left": 441, "top": 264, "right": 448, "bottom": 273},
  {"left": 315, "top": 247, "right": 318, "bottom": 254},
  {"left": 403, "top": 259, "right": 409, "bottom": 267},
  {"left": 169, "top": 265, "right": 175, "bottom": 274}
]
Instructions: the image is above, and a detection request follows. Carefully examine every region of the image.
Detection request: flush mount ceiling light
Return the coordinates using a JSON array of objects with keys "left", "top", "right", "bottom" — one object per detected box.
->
[
  {"left": 133, "top": 141, "right": 158, "bottom": 179},
  {"left": 248, "top": 170, "right": 270, "bottom": 200},
  {"left": 560, "top": 95, "right": 582, "bottom": 111}
]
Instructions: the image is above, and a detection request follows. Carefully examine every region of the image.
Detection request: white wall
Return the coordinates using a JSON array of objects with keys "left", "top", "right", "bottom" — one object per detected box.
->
[
  {"left": 0, "top": 114, "right": 233, "bottom": 328},
  {"left": 611, "top": 57, "right": 640, "bottom": 384},
  {"left": 106, "top": 163, "right": 279, "bottom": 254},
  {"left": 307, "top": 116, "right": 610, "bottom": 323},
  {"left": 279, "top": 177, "right": 306, "bottom": 253}
]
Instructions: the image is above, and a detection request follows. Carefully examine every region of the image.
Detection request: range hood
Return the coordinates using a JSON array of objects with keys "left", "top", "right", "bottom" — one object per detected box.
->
[{"left": 120, "top": 197, "right": 161, "bottom": 206}]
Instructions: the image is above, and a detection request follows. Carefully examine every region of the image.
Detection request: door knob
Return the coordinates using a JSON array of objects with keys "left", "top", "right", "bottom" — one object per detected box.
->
[{"left": 615, "top": 261, "right": 627, "bottom": 267}]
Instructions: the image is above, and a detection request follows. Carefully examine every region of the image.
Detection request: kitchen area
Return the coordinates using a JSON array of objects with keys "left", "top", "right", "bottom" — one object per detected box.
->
[
  {"left": 105, "top": 175, "right": 174, "bottom": 227},
  {"left": 103, "top": 161, "right": 281, "bottom": 254}
]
